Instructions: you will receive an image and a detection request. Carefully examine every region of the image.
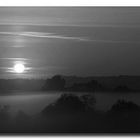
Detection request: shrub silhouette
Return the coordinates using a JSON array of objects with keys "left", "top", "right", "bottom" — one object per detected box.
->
[
  {"left": 106, "top": 99, "right": 140, "bottom": 132},
  {"left": 42, "top": 93, "right": 96, "bottom": 115},
  {"left": 114, "top": 85, "right": 132, "bottom": 92},
  {"left": 43, "top": 75, "right": 66, "bottom": 91},
  {"left": 68, "top": 80, "right": 101, "bottom": 92},
  {"left": 109, "top": 99, "right": 140, "bottom": 113},
  {"left": 0, "top": 105, "right": 11, "bottom": 120},
  {"left": 80, "top": 94, "right": 96, "bottom": 109}
]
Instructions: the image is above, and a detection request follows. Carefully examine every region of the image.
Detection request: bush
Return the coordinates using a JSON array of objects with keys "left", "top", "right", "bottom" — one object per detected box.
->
[
  {"left": 43, "top": 75, "right": 66, "bottom": 91},
  {"left": 109, "top": 99, "right": 140, "bottom": 113},
  {"left": 42, "top": 93, "right": 96, "bottom": 115}
]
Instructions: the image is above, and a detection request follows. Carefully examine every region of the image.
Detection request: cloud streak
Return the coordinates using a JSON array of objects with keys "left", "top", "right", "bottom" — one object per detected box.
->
[
  {"left": 0, "top": 31, "right": 139, "bottom": 45},
  {"left": 0, "top": 31, "right": 88, "bottom": 41},
  {"left": 0, "top": 57, "right": 30, "bottom": 61}
]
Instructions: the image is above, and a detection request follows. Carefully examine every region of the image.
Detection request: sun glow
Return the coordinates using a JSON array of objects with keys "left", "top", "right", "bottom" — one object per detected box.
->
[{"left": 14, "top": 63, "right": 25, "bottom": 73}]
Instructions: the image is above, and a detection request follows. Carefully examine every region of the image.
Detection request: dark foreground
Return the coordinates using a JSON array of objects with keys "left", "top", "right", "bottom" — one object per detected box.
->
[{"left": 0, "top": 93, "right": 140, "bottom": 134}]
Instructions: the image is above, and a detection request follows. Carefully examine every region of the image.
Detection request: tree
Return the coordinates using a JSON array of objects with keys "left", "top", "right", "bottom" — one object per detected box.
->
[
  {"left": 42, "top": 93, "right": 96, "bottom": 115},
  {"left": 80, "top": 94, "right": 96, "bottom": 109},
  {"left": 43, "top": 75, "right": 66, "bottom": 91},
  {"left": 109, "top": 99, "right": 140, "bottom": 113}
]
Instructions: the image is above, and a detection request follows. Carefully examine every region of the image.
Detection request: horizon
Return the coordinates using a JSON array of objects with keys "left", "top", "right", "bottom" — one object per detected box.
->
[{"left": 1, "top": 74, "right": 140, "bottom": 80}]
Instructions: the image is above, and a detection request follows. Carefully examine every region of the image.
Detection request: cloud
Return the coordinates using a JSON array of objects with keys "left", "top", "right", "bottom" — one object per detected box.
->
[
  {"left": 0, "top": 31, "right": 88, "bottom": 41},
  {"left": 0, "top": 30, "right": 139, "bottom": 46},
  {"left": 1, "top": 22, "right": 140, "bottom": 28},
  {"left": 0, "top": 31, "right": 139, "bottom": 45},
  {"left": 0, "top": 57, "right": 30, "bottom": 61}
]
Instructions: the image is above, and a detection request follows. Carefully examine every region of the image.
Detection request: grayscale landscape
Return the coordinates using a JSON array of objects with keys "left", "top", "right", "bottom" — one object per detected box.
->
[{"left": 0, "top": 7, "right": 140, "bottom": 134}]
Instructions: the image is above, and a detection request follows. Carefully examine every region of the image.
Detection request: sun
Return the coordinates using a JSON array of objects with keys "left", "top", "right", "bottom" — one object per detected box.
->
[{"left": 14, "top": 63, "right": 25, "bottom": 73}]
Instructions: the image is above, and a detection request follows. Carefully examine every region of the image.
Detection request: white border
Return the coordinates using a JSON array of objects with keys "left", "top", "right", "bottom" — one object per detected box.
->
[{"left": 0, "top": 0, "right": 140, "bottom": 6}]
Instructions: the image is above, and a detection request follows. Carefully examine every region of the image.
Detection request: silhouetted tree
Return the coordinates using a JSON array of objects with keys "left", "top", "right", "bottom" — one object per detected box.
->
[
  {"left": 42, "top": 93, "right": 96, "bottom": 115},
  {"left": 109, "top": 99, "right": 140, "bottom": 113},
  {"left": 114, "top": 85, "right": 133, "bottom": 92},
  {"left": 106, "top": 99, "right": 140, "bottom": 132},
  {"left": 68, "top": 80, "right": 101, "bottom": 92},
  {"left": 15, "top": 110, "right": 30, "bottom": 122},
  {"left": 80, "top": 94, "right": 96, "bottom": 109},
  {"left": 87, "top": 80, "right": 100, "bottom": 91},
  {"left": 43, "top": 75, "right": 66, "bottom": 91},
  {"left": 0, "top": 105, "right": 11, "bottom": 120}
]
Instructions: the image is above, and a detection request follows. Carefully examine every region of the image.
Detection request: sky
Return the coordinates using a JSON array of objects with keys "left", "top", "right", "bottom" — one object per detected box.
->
[{"left": 0, "top": 7, "right": 140, "bottom": 78}]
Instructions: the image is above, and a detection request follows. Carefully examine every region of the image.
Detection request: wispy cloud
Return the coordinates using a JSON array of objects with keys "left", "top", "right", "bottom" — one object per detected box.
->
[
  {"left": 0, "top": 57, "right": 30, "bottom": 61},
  {"left": 0, "top": 31, "right": 139, "bottom": 45},
  {"left": 1, "top": 22, "right": 140, "bottom": 28},
  {"left": 0, "top": 31, "right": 88, "bottom": 41}
]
